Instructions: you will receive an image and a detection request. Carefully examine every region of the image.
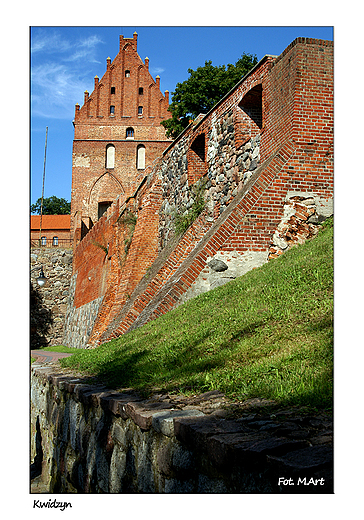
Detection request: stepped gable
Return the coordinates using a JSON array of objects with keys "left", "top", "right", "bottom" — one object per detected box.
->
[
  {"left": 70, "top": 32, "right": 172, "bottom": 245},
  {"left": 64, "top": 37, "right": 333, "bottom": 349}
]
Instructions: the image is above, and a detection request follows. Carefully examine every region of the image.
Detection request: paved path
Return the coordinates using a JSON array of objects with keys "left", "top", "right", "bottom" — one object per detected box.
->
[{"left": 31, "top": 350, "right": 74, "bottom": 364}]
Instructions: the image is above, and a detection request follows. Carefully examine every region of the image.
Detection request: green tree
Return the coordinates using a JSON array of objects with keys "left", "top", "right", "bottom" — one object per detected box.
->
[
  {"left": 161, "top": 53, "right": 258, "bottom": 139},
  {"left": 31, "top": 196, "right": 71, "bottom": 215}
]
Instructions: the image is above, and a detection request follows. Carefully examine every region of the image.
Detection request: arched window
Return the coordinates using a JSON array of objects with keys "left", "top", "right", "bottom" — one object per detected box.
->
[
  {"left": 110, "top": 105, "right": 115, "bottom": 115},
  {"left": 137, "top": 145, "right": 145, "bottom": 170},
  {"left": 126, "top": 127, "right": 134, "bottom": 139},
  {"left": 41, "top": 236, "right": 47, "bottom": 246},
  {"left": 53, "top": 236, "right": 59, "bottom": 246},
  {"left": 106, "top": 144, "right": 115, "bottom": 169},
  {"left": 125, "top": 70, "right": 130, "bottom": 78}
]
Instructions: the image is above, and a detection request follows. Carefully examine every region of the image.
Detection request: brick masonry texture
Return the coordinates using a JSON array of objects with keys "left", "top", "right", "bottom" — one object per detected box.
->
[
  {"left": 64, "top": 37, "right": 333, "bottom": 349},
  {"left": 71, "top": 32, "right": 172, "bottom": 240}
]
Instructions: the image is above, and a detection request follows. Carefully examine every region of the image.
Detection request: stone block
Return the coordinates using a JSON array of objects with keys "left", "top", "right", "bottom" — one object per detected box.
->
[
  {"left": 125, "top": 401, "right": 175, "bottom": 430},
  {"left": 152, "top": 409, "right": 204, "bottom": 437},
  {"left": 267, "top": 445, "right": 333, "bottom": 472},
  {"left": 174, "top": 416, "right": 247, "bottom": 451},
  {"left": 207, "top": 258, "right": 228, "bottom": 272},
  {"left": 111, "top": 422, "right": 127, "bottom": 449}
]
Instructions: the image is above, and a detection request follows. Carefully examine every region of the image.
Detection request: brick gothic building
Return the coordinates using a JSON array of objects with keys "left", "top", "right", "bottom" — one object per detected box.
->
[
  {"left": 71, "top": 32, "right": 172, "bottom": 244},
  {"left": 64, "top": 37, "right": 333, "bottom": 349}
]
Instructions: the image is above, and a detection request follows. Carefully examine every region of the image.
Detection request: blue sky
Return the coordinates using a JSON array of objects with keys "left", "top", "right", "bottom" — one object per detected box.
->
[{"left": 30, "top": 26, "right": 333, "bottom": 209}]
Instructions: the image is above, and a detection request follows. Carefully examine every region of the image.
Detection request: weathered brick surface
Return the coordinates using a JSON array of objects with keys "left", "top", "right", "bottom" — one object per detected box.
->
[
  {"left": 70, "top": 32, "right": 171, "bottom": 241},
  {"left": 65, "top": 37, "right": 333, "bottom": 349}
]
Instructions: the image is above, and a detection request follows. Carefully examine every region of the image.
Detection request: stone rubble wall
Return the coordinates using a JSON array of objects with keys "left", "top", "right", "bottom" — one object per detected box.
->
[
  {"left": 30, "top": 248, "right": 73, "bottom": 348},
  {"left": 31, "top": 364, "right": 333, "bottom": 493},
  {"left": 158, "top": 113, "right": 261, "bottom": 250}
]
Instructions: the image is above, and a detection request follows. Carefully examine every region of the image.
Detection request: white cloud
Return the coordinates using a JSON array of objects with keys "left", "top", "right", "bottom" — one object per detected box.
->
[
  {"left": 150, "top": 66, "right": 165, "bottom": 75},
  {"left": 31, "top": 30, "right": 103, "bottom": 119},
  {"left": 31, "top": 62, "right": 93, "bottom": 119},
  {"left": 30, "top": 30, "right": 73, "bottom": 54}
]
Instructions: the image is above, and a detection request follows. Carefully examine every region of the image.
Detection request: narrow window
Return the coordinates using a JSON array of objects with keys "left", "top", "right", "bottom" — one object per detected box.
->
[
  {"left": 53, "top": 236, "right": 59, "bottom": 246},
  {"left": 139, "top": 87, "right": 143, "bottom": 95},
  {"left": 41, "top": 236, "right": 47, "bottom": 246},
  {"left": 125, "top": 70, "right": 130, "bottom": 78},
  {"left": 110, "top": 105, "right": 115, "bottom": 115},
  {"left": 126, "top": 127, "right": 134, "bottom": 139},
  {"left": 110, "top": 86, "right": 115, "bottom": 94},
  {"left": 106, "top": 144, "right": 115, "bottom": 168},
  {"left": 138, "top": 106, "right": 143, "bottom": 115},
  {"left": 137, "top": 145, "right": 145, "bottom": 170}
]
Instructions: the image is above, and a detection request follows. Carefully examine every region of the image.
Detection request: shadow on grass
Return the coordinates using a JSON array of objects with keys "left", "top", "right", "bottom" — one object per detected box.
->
[{"left": 83, "top": 327, "right": 225, "bottom": 391}]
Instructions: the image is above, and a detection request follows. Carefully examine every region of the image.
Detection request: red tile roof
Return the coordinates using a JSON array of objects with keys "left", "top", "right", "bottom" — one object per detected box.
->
[{"left": 30, "top": 215, "right": 71, "bottom": 231}]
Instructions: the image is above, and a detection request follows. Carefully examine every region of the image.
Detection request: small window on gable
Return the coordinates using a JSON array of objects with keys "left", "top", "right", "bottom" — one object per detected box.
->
[
  {"left": 125, "top": 70, "right": 130, "bottom": 78},
  {"left": 136, "top": 145, "right": 145, "bottom": 170},
  {"left": 138, "top": 106, "right": 143, "bottom": 115},
  {"left": 126, "top": 127, "right": 134, "bottom": 139},
  {"left": 139, "top": 87, "right": 143, "bottom": 95},
  {"left": 110, "top": 105, "right": 115, "bottom": 115},
  {"left": 106, "top": 144, "right": 115, "bottom": 168},
  {"left": 110, "top": 86, "right": 115, "bottom": 94}
]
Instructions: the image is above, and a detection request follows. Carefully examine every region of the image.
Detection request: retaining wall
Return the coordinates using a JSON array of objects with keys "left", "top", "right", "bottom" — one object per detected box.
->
[{"left": 31, "top": 364, "right": 333, "bottom": 493}]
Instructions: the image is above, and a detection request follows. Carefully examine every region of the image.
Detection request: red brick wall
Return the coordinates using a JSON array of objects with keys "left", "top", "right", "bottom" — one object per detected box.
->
[
  {"left": 65, "top": 38, "right": 333, "bottom": 348},
  {"left": 70, "top": 33, "right": 171, "bottom": 241},
  {"left": 72, "top": 199, "right": 120, "bottom": 309}
]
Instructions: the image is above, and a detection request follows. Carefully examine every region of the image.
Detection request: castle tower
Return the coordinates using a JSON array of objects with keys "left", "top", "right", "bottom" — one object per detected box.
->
[{"left": 71, "top": 32, "right": 172, "bottom": 242}]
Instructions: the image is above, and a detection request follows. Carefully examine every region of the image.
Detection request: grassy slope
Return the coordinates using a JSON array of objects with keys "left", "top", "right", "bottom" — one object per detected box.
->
[{"left": 60, "top": 218, "right": 333, "bottom": 409}]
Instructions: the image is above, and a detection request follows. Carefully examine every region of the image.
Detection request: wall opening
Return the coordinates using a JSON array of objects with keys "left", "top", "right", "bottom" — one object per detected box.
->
[
  {"left": 106, "top": 144, "right": 115, "bottom": 169},
  {"left": 98, "top": 201, "right": 112, "bottom": 220},
  {"left": 239, "top": 84, "right": 263, "bottom": 128},
  {"left": 126, "top": 127, "right": 134, "bottom": 139},
  {"left": 187, "top": 133, "right": 206, "bottom": 184},
  {"left": 136, "top": 145, "right": 145, "bottom": 170},
  {"left": 235, "top": 83, "right": 263, "bottom": 147}
]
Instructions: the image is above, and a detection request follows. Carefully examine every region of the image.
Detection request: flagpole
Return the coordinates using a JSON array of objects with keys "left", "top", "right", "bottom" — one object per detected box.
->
[{"left": 39, "top": 126, "right": 48, "bottom": 245}]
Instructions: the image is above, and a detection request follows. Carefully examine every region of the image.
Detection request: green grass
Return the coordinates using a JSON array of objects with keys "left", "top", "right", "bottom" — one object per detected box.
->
[
  {"left": 37, "top": 345, "right": 80, "bottom": 354},
  {"left": 60, "top": 218, "right": 333, "bottom": 410}
]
